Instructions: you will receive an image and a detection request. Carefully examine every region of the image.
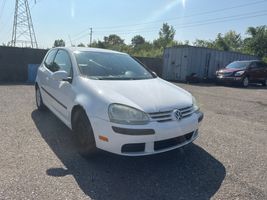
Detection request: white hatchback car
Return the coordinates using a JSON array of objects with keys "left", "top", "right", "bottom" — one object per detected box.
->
[{"left": 35, "top": 47, "right": 204, "bottom": 156}]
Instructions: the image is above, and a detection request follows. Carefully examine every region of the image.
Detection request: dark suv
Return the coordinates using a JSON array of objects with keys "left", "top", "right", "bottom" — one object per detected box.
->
[{"left": 216, "top": 60, "right": 267, "bottom": 87}]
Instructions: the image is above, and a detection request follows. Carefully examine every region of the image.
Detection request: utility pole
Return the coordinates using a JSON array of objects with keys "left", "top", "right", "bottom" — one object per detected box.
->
[
  {"left": 68, "top": 35, "right": 74, "bottom": 47},
  {"left": 89, "top": 27, "right": 92, "bottom": 47},
  {"left": 11, "top": 0, "right": 38, "bottom": 48}
]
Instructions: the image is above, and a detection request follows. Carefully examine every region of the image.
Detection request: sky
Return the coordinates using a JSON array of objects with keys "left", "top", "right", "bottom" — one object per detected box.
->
[{"left": 0, "top": 0, "right": 266, "bottom": 49}]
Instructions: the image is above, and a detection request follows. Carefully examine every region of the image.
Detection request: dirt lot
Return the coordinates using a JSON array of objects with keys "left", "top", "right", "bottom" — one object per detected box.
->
[{"left": 0, "top": 83, "right": 266, "bottom": 200}]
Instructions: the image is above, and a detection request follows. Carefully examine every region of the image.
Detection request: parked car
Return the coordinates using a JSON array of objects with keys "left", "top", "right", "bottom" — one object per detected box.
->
[
  {"left": 35, "top": 47, "right": 204, "bottom": 156},
  {"left": 216, "top": 60, "right": 267, "bottom": 87}
]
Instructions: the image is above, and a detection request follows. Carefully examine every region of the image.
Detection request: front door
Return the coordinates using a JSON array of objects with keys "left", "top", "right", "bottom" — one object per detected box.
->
[{"left": 48, "top": 50, "right": 75, "bottom": 122}]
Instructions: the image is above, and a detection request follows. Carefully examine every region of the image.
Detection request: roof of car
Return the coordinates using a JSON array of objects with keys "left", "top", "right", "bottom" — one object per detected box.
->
[
  {"left": 56, "top": 47, "right": 126, "bottom": 54},
  {"left": 235, "top": 60, "right": 261, "bottom": 62}
]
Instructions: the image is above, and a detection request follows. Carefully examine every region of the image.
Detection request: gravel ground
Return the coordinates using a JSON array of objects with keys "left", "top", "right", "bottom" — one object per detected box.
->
[{"left": 0, "top": 83, "right": 266, "bottom": 200}]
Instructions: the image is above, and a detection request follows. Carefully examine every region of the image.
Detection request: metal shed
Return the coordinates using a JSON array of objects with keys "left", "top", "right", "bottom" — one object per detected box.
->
[{"left": 162, "top": 46, "right": 258, "bottom": 81}]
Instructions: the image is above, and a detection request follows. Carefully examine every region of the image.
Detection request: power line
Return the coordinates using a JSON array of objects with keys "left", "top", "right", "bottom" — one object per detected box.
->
[
  {"left": 0, "top": 0, "right": 7, "bottom": 22},
  {"left": 94, "top": 10, "right": 267, "bottom": 34},
  {"left": 88, "top": 13, "right": 266, "bottom": 39},
  {"left": 94, "top": 0, "right": 267, "bottom": 30},
  {"left": 68, "top": 0, "right": 267, "bottom": 42},
  {"left": 72, "top": 31, "right": 91, "bottom": 42},
  {"left": 110, "top": 13, "right": 267, "bottom": 36},
  {"left": 71, "top": 27, "right": 91, "bottom": 40},
  {"left": 89, "top": 27, "right": 93, "bottom": 46},
  {"left": 66, "top": 12, "right": 267, "bottom": 45},
  {"left": 69, "top": 0, "right": 267, "bottom": 40}
]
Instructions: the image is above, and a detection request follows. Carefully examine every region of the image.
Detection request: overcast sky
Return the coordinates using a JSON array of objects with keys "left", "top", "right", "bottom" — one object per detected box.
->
[{"left": 0, "top": 0, "right": 266, "bottom": 48}]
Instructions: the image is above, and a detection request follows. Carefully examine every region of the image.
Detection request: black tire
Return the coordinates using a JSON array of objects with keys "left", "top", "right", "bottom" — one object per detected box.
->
[
  {"left": 215, "top": 81, "right": 222, "bottom": 86},
  {"left": 35, "top": 86, "right": 46, "bottom": 111},
  {"left": 72, "top": 109, "right": 97, "bottom": 157},
  {"left": 241, "top": 76, "right": 249, "bottom": 88},
  {"left": 262, "top": 79, "right": 267, "bottom": 86}
]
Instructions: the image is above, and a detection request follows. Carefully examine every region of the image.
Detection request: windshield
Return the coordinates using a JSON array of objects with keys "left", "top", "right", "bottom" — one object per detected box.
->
[
  {"left": 226, "top": 61, "right": 250, "bottom": 69},
  {"left": 74, "top": 51, "right": 154, "bottom": 80}
]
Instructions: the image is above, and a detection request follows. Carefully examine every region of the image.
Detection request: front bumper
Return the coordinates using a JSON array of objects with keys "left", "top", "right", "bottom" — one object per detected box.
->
[
  {"left": 90, "top": 111, "right": 204, "bottom": 156},
  {"left": 216, "top": 76, "right": 243, "bottom": 84}
]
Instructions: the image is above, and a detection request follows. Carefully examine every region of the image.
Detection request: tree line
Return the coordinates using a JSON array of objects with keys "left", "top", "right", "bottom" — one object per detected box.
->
[{"left": 54, "top": 23, "right": 267, "bottom": 61}]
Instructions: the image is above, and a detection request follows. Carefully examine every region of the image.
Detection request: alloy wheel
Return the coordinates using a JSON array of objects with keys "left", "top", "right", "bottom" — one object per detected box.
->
[{"left": 243, "top": 77, "right": 249, "bottom": 87}]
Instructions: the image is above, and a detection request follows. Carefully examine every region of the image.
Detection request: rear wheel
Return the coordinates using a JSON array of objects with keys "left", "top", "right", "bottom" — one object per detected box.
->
[
  {"left": 35, "top": 86, "right": 46, "bottom": 111},
  {"left": 72, "top": 109, "right": 97, "bottom": 157},
  {"left": 242, "top": 77, "right": 249, "bottom": 88}
]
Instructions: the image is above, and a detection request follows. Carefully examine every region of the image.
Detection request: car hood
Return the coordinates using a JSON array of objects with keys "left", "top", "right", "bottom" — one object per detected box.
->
[
  {"left": 85, "top": 77, "right": 193, "bottom": 113},
  {"left": 218, "top": 68, "right": 245, "bottom": 73}
]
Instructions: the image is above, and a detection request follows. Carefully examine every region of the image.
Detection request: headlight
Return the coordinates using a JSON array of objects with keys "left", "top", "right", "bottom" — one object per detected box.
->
[
  {"left": 108, "top": 104, "right": 149, "bottom": 125},
  {"left": 192, "top": 96, "right": 199, "bottom": 112},
  {"left": 234, "top": 71, "right": 245, "bottom": 76}
]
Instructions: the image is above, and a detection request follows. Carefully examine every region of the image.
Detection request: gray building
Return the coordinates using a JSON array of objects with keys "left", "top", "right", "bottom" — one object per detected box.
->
[{"left": 162, "top": 46, "right": 258, "bottom": 81}]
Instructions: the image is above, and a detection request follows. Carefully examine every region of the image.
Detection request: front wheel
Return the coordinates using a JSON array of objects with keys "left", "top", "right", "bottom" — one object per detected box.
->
[
  {"left": 262, "top": 79, "right": 267, "bottom": 86},
  {"left": 242, "top": 77, "right": 249, "bottom": 88},
  {"left": 36, "top": 86, "right": 46, "bottom": 111},
  {"left": 72, "top": 109, "right": 97, "bottom": 157}
]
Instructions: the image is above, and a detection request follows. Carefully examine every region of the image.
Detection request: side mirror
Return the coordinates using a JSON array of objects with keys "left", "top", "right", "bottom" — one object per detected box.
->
[{"left": 51, "top": 71, "right": 69, "bottom": 81}]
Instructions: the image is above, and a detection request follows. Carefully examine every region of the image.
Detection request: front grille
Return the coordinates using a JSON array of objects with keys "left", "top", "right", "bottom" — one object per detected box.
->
[
  {"left": 148, "top": 110, "right": 173, "bottom": 122},
  {"left": 217, "top": 72, "right": 233, "bottom": 77},
  {"left": 148, "top": 105, "right": 194, "bottom": 123},
  {"left": 154, "top": 131, "right": 194, "bottom": 151},
  {"left": 121, "top": 143, "right": 145, "bottom": 153},
  {"left": 180, "top": 106, "right": 195, "bottom": 118}
]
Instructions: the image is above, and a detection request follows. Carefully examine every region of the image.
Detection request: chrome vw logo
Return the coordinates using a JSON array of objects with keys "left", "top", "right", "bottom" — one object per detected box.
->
[{"left": 174, "top": 109, "right": 182, "bottom": 121}]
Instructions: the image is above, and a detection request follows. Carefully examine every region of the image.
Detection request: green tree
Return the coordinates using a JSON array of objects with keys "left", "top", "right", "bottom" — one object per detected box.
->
[
  {"left": 131, "top": 35, "right": 146, "bottom": 47},
  {"left": 90, "top": 40, "right": 106, "bottom": 48},
  {"left": 194, "top": 31, "right": 242, "bottom": 52},
  {"left": 77, "top": 43, "right": 85, "bottom": 47},
  {"left": 214, "top": 33, "right": 230, "bottom": 51},
  {"left": 193, "top": 39, "right": 214, "bottom": 48},
  {"left": 223, "top": 30, "right": 242, "bottom": 51},
  {"left": 104, "top": 34, "right": 124, "bottom": 46},
  {"left": 53, "top": 39, "right": 65, "bottom": 47},
  {"left": 244, "top": 26, "right": 267, "bottom": 58},
  {"left": 154, "top": 23, "right": 176, "bottom": 48}
]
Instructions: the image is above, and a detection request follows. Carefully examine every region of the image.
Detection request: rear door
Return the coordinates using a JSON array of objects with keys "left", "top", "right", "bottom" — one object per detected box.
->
[
  {"left": 263, "top": 62, "right": 267, "bottom": 78},
  {"left": 257, "top": 61, "right": 267, "bottom": 80},
  {"left": 256, "top": 61, "right": 265, "bottom": 81},
  {"left": 248, "top": 62, "right": 261, "bottom": 82}
]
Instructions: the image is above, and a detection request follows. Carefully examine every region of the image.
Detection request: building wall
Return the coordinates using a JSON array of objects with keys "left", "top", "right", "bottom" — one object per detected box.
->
[
  {"left": 0, "top": 46, "right": 163, "bottom": 82},
  {"left": 0, "top": 46, "right": 48, "bottom": 82},
  {"left": 135, "top": 57, "right": 163, "bottom": 77}
]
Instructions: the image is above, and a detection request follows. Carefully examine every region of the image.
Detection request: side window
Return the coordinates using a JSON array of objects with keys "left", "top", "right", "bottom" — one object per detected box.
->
[
  {"left": 249, "top": 62, "right": 258, "bottom": 69},
  {"left": 257, "top": 62, "right": 265, "bottom": 68},
  {"left": 53, "top": 50, "right": 72, "bottom": 76},
  {"left": 44, "top": 50, "right": 57, "bottom": 70}
]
